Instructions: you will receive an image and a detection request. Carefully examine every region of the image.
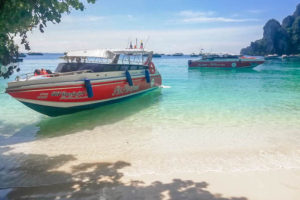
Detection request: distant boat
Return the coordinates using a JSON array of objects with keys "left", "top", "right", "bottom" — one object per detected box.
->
[
  {"left": 28, "top": 52, "right": 43, "bottom": 56},
  {"left": 265, "top": 54, "right": 280, "bottom": 60},
  {"left": 13, "top": 58, "right": 23, "bottom": 62},
  {"left": 172, "top": 53, "right": 184, "bottom": 56},
  {"left": 18, "top": 53, "right": 26, "bottom": 58},
  {"left": 152, "top": 53, "right": 162, "bottom": 58},
  {"left": 188, "top": 54, "right": 265, "bottom": 68},
  {"left": 190, "top": 53, "right": 199, "bottom": 57},
  {"left": 143, "top": 53, "right": 160, "bottom": 57},
  {"left": 282, "top": 54, "right": 300, "bottom": 61}
]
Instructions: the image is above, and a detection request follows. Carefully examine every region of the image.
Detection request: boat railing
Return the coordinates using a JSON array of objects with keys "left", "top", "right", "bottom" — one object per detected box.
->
[
  {"left": 48, "top": 70, "right": 93, "bottom": 78},
  {"left": 16, "top": 70, "right": 93, "bottom": 81},
  {"left": 61, "top": 53, "right": 149, "bottom": 65}
]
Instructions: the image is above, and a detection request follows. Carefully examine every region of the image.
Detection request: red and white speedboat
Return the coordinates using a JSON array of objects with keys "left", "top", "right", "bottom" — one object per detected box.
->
[
  {"left": 6, "top": 49, "right": 162, "bottom": 116},
  {"left": 188, "top": 54, "right": 265, "bottom": 68}
]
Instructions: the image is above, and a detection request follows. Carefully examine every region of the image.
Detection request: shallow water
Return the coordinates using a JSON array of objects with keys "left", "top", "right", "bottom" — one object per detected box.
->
[
  {"left": 1, "top": 55, "right": 300, "bottom": 154},
  {"left": 0, "top": 55, "right": 300, "bottom": 198}
]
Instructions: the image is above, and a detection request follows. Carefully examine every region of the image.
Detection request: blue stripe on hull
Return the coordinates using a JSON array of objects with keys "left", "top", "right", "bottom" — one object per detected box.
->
[{"left": 20, "top": 87, "right": 158, "bottom": 117}]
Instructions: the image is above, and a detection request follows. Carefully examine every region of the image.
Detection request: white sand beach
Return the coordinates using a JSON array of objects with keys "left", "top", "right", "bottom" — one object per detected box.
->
[{"left": 1, "top": 117, "right": 299, "bottom": 200}]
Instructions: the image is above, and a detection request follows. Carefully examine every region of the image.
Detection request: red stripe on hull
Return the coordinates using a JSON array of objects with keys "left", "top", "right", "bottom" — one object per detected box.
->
[
  {"left": 8, "top": 75, "right": 162, "bottom": 103},
  {"left": 6, "top": 76, "right": 154, "bottom": 93},
  {"left": 188, "top": 61, "right": 264, "bottom": 68}
]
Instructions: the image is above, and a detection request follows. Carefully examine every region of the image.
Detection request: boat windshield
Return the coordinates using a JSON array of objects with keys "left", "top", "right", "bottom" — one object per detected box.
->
[
  {"left": 62, "top": 49, "right": 152, "bottom": 65},
  {"left": 202, "top": 54, "right": 239, "bottom": 60}
]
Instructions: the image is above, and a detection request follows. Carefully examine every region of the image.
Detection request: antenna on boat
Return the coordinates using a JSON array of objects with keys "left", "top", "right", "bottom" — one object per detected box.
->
[
  {"left": 144, "top": 36, "right": 150, "bottom": 49},
  {"left": 126, "top": 38, "right": 130, "bottom": 49}
]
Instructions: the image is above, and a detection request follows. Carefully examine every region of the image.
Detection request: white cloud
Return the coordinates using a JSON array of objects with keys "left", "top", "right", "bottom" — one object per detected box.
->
[
  {"left": 17, "top": 26, "right": 263, "bottom": 54},
  {"left": 177, "top": 10, "right": 258, "bottom": 23},
  {"left": 247, "top": 9, "right": 265, "bottom": 14},
  {"left": 179, "top": 10, "right": 215, "bottom": 17},
  {"left": 127, "top": 14, "right": 135, "bottom": 20},
  {"left": 182, "top": 17, "right": 256, "bottom": 23},
  {"left": 62, "top": 15, "right": 106, "bottom": 23}
]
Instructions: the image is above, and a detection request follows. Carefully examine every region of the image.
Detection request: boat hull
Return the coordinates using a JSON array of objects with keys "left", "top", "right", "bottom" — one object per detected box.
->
[
  {"left": 282, "top": 56, "right": 300, "bottom": 61},
  {"left": 188, "top": 60, "right": 264, "bottom": 68},
  {"left": 7, "top": 73, "right": 162, "bottom": 116},
  {"left": 20, "top": 87, "right": 158, "bottom": 116}
]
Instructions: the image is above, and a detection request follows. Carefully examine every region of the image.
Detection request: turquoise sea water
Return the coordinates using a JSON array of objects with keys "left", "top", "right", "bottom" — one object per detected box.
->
[
  {"left": 0, "top": 54, "right": 300, "bottom": 169},
  {"left": 1, "top": 55, "right": 300, "bottom": 137}
]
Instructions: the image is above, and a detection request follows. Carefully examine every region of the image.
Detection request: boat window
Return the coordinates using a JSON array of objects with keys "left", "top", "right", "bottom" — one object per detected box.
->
[
  {"left": 55, "top": 63, "right": 81, "bottom": 73},
  {"left": 55, "top": 63, "right": 147, "bottom": 73},
  {"left": 102, "top": 65, "right": 120, "bottom": 72},
  {"left": 130, "top": 65, "right": 138, "bottom": 70},
  {"left": 120, "top": 65, "right": 129, "bottom": 71}
]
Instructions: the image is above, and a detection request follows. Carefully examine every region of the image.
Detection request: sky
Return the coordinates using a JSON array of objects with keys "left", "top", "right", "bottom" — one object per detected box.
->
[{"left": 19, "top": 0, "right": 300, "bottom": 54}]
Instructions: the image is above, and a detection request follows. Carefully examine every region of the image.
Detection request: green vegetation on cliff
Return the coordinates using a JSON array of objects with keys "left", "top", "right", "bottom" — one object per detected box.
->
[{"left": 241, "top": 4, "right": 300, "bottom": 56}]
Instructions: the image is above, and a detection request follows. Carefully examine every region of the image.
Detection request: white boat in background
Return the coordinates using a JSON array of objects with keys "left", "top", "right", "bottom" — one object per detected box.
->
[
  {"left": 172, "top": 53, "right": 184, "bottom": 56},
  {"left": 188, "top": 54, "right": 265, "bottom": 68},
  {"left": 282, "top": 54, "right": 300, "bottom": 61},
  {"left": 265, "top": 54, "right": 281, "bottom": 60},
  {"left": 190, "top": 53, "right": 199, "bottom": 57}
]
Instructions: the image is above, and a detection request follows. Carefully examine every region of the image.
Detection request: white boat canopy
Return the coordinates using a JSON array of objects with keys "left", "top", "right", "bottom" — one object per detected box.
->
[{"left": 65, "top": 49, "right": 152, "bottom": 59}]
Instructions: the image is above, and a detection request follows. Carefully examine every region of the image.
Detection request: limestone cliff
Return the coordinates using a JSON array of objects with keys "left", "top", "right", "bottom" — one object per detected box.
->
[{"left": 241, "top": 4, "right": 300, "bottom": 55}]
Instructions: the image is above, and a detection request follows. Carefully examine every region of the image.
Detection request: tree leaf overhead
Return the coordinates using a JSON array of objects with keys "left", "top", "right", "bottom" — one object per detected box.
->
[{"left": 0, "top": 0, "right": 96, "bottom": 78}]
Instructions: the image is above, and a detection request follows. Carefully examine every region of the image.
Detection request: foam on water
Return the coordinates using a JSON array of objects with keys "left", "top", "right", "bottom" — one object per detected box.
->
[{"left": 160, "top": 85, "right": 171, "bottom": 88}]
